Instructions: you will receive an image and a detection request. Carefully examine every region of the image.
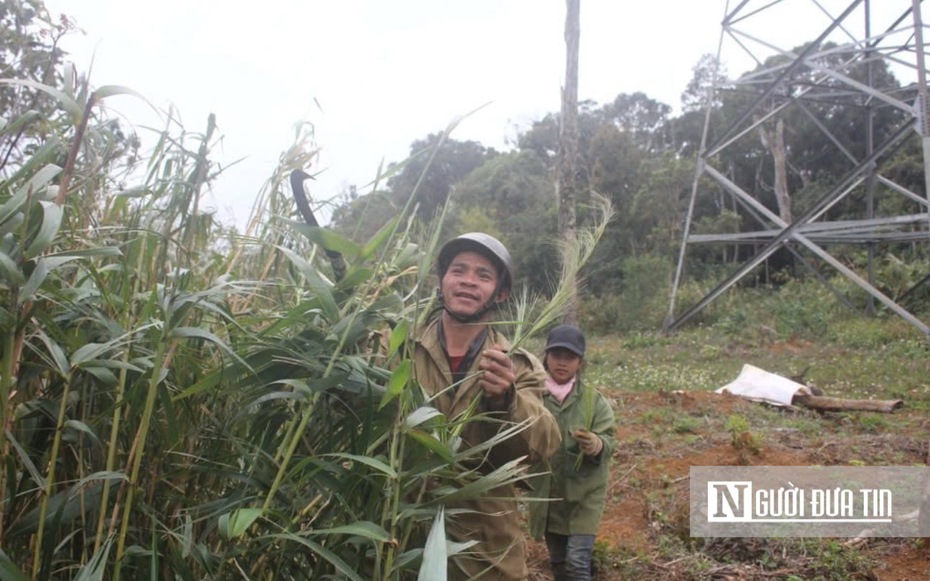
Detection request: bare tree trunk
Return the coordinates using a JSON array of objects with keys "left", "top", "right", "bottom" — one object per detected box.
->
[
  {"left": 792, "top": 394, "right": 904, "bottom": 413},
  {"left": 559, "top": 0, "right": 580, "bottom": 324},
  {"left": 757, "top": 118, "right": 792, "bottom": 223}
]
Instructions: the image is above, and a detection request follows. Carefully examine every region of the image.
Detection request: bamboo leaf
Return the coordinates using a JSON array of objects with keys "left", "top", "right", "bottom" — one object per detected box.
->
[
  {"left": 0, "top": 250, "right": 24, "bottom": 286},
  {"left": 0, "top": 212, "right": 24, "bottom": 238},
  {"left": 47, "top": 247, "right": 123, "bottom": 260},
  {"left": 64, "top": 420, "right": 103, "bottom": 448},
  {"left": 94, "top": 84, "right": 149, "bottom": 101},
  {"left": 305, "top": 520, "right": 391, "bottom": 542},
  {"left": 70, "top": 471, "right": 128, "bottom": 493},
  {"left": 269, "top": 534, "right": 365, "bottom": 581},
  {"left": 418, "top": 508, "right": 447, "bottom": 581},
  {"left": 170, "top": 327, "right": 252, "bottom": 372},
  {"left": 359, "top": 216, "right": 400, "bottom": 260},
  {"left": 79, "top": 359, "right": 145, "bottom": 373},
  {"left": 19, "top": 256, "right": 48, "bottom": 303},
  {"left": 323, "top": 453, "right": 397, "bottom": 478},
  {"left": 0, "top": 183, "right": 29, "bottom": 226},
  {"left": 427, "top": 457, "right": 528, "bottom": 506},
  {"left": 73, "top": 536, "right": 114, "bottom": 581},
  {"left": 406, "top": 429, "right": 453, "bottom": 464},
  {"left": 380, "top": 360, "right": 411, "bottom": 409},
  {"left": 279, "top": 247, "right": 339, "bottom": 321},
  {"left": 71, "top": 342, "right": 111, "bottom": 366},
  {"left": 33, "top": 327, "right": 69, "bottom": 377},
  {"left": 388, "top": 319, "right": 408, "bottom": 356},
  {"left": 405, "top": 405, "right": 443, "bottom": 429},
  {"left": 24, "top": 201, "right": 63, "bottom": 259},
  {"left": 6, "top": 139, "right": 61, "bottom": 188},
  {"left": 287, "top": 221, "right": 361, "bottom": 259},
  {"left": 6, "top": 431, "right": 45, "bottom": 489},
  {"left": 335, "top": 266, "right": 372, "bottom": 289},
  {"left": 15, "top": 164, "right": 61, "bottom": 202},
  {"left": 0, "top": 110, "right": 41, "bottom": 137},
  {"left": 0, "top": 79, "right": 83, "bottom": 119},
  {"left": 218, "top": 508, "right": 263, "bottom": 540},
  {"left": 0, "top": 549, "right": 29, "bottom": 581}
]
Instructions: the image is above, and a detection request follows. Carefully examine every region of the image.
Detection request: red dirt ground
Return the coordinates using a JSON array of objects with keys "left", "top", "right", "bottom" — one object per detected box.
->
[{"left": 524, "top": 390, "right": 930, "bottom": 581}]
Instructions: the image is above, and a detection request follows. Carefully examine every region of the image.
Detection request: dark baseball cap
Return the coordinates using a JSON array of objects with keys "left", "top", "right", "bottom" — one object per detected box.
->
[{"left": 545, "top": 324, "right": 586, "bottom": 357}]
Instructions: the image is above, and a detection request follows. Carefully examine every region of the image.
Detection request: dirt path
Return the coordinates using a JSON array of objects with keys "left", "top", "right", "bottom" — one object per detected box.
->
[{"left": 524, "top": 390, "right": 929, "bottom": 580}]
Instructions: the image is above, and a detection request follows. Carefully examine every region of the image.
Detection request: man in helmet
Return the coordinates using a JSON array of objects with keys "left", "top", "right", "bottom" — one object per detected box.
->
[{"left": 413, "top": 232, "right": 561, "bottom": 580}]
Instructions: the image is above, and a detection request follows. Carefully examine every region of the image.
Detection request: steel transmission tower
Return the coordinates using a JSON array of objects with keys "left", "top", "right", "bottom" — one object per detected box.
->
[{"left": 665, "top": 0, "right": 930, "bottom": 336}]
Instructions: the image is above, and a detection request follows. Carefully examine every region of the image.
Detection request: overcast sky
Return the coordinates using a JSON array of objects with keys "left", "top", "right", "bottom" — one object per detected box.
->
[{"left": 43, "top": 1, "right": 909, "bottom": 228}]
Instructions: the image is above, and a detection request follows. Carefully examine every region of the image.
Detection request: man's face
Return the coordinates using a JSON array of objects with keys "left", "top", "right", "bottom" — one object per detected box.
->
[{"left": 441, "top": 250, "right": 507, "bottom": 318}]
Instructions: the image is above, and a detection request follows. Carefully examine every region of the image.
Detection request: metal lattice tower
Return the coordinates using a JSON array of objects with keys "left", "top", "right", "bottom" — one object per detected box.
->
[{"left": 665, "top": 0, "right": 930, "bottom": 336}]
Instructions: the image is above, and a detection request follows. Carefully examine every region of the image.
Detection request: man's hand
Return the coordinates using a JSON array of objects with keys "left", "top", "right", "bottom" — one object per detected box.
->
[
  {"left": 477, "top": 345, "right": 515, "bottom": 411},
  {"left": 572, "top": 429, "right": 604, "bottom": 456}
]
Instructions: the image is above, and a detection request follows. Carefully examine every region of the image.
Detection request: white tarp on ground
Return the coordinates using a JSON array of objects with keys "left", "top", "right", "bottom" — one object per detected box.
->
[{"left": 715, "top": 363, "right": 813, "bottom": 406}]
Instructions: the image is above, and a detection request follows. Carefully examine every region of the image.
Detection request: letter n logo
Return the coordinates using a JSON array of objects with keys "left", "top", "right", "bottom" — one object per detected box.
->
[{"left": 707, "top": 481, "right": 752, "bottom": 522}]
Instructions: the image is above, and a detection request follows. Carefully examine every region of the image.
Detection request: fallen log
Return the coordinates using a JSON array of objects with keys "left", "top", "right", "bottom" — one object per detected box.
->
[{"left": 791, "top": 394, "right": 904, "bottom": 413}]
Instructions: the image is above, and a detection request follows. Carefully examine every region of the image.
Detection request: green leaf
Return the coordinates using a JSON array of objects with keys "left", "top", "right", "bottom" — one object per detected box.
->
[
  {"left": 73, "top": 536, "right": 114, "bottom": 581},
  {"left": 0, "top": 182, "right": 29, "bottom": 226},
  {"left": 304, "top": 520, "right": 391, "bottom": 542},
  {"left": 380, "top": 360, "right": 411, "bottom": 409},
  {"left": 0, "top": 250, "right": 24, "bottom": 286},
  {"left": 268, "top": 534, "right": 365, "bottom": 581},
  {"left": 19, "top": 257, "right": 48, "bottom": 303},
  {"left": 33, "top": 327, "right": 69, "bottom": 377},
  {"left": 79, "top": 359, "right": 145, "bottom": 373},
  {"left": 70, "top": 471, "right": 128, "bottom": 493},
  {"left": 64, "top": 420, "right": 103, "bottom": 448},
  {"left": 169, "top": 327, "right": 251, "bottom": 372},
  {"left": 406, "top": 429, "right": 453, "bottom": 464},
  {"left": 71, "top": 342, "right": 111, "bottom": 366},
  {"left": 279, "top": 247, "right": 339, "bottom": 321},
  {"left": 0, "top": 110, "right": 41, "bottom": 138},
  {"left": 94, "top": 84, "right": 149, "bottom": 101},
  {"left": 322, "top": 453, "right": 397, "bottom": 478},
  {"left": 359, "top": 217, "right": 400, "bottom": 260},
  {"left": 405, "top": 405, "right": 443, "bottom": 429},
  {"left": 16, "top": 164, "right": 61, "bottom": 202},
  {"left": 287, "top": 221, "right": 360, "bottom": 259},
  {"left": 7, "top": 431, "right": 45, "bottom": 489},
  {"left": 48, "top": 247, "right": 123, "bottom": 259},
  {"left": 388, "top": 319, "right": 408, "bottom": 356},
  {"left": 24, "top": 201, "right": 63, "bottom": 259},
  {"left": 335, "top": 266, "right": 372, "bottom": 290},
  {"left": 218, "top": 508, "right": 262, "bottom": 540},
  {"left": 418, "top": 508, "right": 447, "bottom": 581},
  {"left": 0, "top": 212, "right": 24, "bottom": 238},
  {"left": 6, "top": 138, "right": 61, "bottom": 189},
  {"left": 0, "top": 549, "right": 29, "bottom": 581},
  {"left": 0, "top": 79, "right": 83, "bottom": 119}
]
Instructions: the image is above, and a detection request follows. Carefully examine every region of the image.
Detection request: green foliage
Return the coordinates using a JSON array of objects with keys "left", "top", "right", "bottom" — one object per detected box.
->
[
  {"left": 386, "top": 132, "right": 498, "bottom": 221},
  {"left": 580, "top": 253, "right": 672, "bottom": 333},
  {"left": 449, "top": 149, "right": 556, "bottom": 292},
  {"left": 725, "top": 414, "right": 762, "bottom": 463},
  {"left": 0, "top": 56, "right": 614, "bottom": 579},
  {"left": 8, "top": 7, "right": 928, "bottom": 578}
]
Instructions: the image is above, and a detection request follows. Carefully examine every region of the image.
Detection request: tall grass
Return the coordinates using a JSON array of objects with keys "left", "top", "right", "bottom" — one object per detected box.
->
[{"left": 0, "top": 72, "right": 610, "bottom": 580}]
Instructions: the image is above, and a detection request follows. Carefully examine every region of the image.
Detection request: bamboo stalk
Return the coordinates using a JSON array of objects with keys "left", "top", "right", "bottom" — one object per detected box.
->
[
  {"left": 113, "top": 339, "right": 177, "bottom": 581},
  {"left": 31, "top": 370, "right": 74, "bottom": 580}
]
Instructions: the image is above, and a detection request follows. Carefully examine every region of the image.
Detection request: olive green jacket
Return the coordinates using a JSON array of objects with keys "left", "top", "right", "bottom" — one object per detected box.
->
[
  {"left": 413, "top": 316, "right": 561, "bottom": 581},
  {"left": 528, "top": 378, "right": 616, "bottom": 538}
]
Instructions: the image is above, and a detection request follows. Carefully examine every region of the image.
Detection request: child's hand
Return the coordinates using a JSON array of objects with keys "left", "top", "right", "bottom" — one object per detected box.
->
[{"left": 571, "top": 429, "right": 603, "bottom": 456}]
